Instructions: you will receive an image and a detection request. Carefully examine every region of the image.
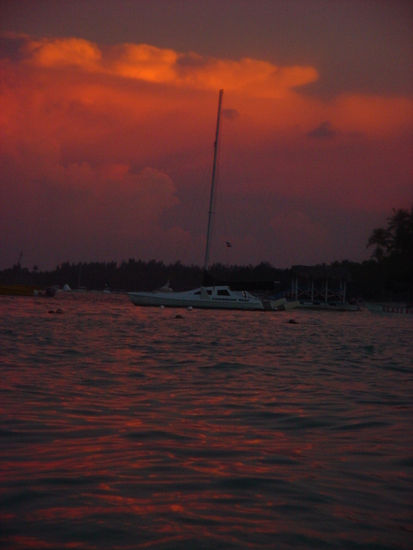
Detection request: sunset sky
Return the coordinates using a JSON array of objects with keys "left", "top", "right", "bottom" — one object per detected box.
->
[{"left": 1, "top": 0, "right": 412, "bottom": 270}]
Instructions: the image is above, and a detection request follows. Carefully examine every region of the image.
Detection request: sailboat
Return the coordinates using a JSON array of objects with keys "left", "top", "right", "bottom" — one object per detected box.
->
[{"left": 128, "top": 90, "right": 274, "bottom": 311}]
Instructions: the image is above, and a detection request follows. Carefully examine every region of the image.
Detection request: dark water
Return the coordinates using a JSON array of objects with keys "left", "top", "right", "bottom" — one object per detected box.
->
[{"left": 1, "top": 293, "right": 412, "bottom": 550}]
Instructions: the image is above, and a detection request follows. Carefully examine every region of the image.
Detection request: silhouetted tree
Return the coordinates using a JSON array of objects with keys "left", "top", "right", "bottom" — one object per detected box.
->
[
  {"left": 368, "top": 206, "right": 413, "bottom": 260},
  {"left": 367, "top": 206, "right": 413, "bottom": 299}
]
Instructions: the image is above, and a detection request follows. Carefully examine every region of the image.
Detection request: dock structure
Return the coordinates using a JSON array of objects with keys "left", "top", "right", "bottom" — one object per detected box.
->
[{"left": 290, "top": 265, "right": 352, "bottom": 307}]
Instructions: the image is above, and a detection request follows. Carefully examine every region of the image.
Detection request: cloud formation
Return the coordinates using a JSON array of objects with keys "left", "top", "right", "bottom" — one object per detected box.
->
[
  {"left": 19, "top": 35, "right": 318, "bottom": 98},
  {"left": 0, "top": 34, "right": 412, "bottom": 269},
  {"left": 307, "top": 121, "right": 337, "bottom": 139}
]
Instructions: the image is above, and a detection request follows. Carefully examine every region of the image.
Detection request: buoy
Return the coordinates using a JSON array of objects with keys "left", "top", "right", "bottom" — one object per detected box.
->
[{"left": 175, "top": 314, "right": 184, "bottom": 319}]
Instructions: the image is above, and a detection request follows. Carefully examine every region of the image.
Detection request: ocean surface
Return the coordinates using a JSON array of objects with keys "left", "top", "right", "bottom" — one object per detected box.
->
[{"left": 1, "top": 292, "right": 412, "bottom": 550}]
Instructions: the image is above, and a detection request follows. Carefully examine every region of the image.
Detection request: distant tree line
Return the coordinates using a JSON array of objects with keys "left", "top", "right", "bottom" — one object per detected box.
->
[
  {"left": 0, "top": 259, "right": 290, "bottom": 293},
  {"left": 1, "top": 207, "right": 412, "bottom": 301}
]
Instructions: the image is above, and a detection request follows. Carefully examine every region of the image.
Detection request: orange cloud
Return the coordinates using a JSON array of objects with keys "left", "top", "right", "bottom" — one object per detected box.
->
[
  {"left": 25, "top": 37, "right": 102, "bottom": 71},
  {"left": 174, "top": 55, "right": 318, "bottom": 98},
  {"left": 108, "top": 43, "right": 178, "bottom": 83},
  {"left": 6, "top": 34, "right": 412, "bottom": 139},
  {"left": 22, "top": 36, "right": 318, "bottom": 98}
]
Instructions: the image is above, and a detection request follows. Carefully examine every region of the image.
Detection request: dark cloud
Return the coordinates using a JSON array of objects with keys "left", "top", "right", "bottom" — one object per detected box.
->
[
  {"left": 307, "top": 121, "right": 337, "bottom": 139},
  {"left": 222, "top": 108, "right": 239, "bottom": 120},
  {"left": 0, "top": 32, "right": 28, "bottom": 61}
]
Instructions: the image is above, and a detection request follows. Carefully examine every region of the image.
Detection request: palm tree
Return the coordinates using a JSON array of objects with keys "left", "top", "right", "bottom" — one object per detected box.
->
[{"left": 367, "top": 206, "right": 413, "bottom": 260}]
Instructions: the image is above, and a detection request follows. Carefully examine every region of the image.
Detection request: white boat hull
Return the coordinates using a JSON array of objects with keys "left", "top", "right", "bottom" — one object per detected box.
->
[{"left": 128, "top": 286, "right": 265, "bottom": 310}]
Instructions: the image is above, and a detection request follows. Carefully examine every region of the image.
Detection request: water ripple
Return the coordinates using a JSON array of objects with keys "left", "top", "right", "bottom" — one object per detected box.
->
[{"left": 0, "top": 293, "right": 412, "bottom": 549}]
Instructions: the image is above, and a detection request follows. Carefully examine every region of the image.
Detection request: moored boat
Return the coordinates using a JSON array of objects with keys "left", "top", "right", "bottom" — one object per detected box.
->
[
  {"left": 128, "top": 90, "right": 278, "bottom": 311},
  {"left": 129, "top": 285, "right": 265, "bottom": 310}
]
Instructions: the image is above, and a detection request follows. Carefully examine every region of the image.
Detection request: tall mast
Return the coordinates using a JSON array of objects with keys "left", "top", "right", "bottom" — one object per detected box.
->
[{"left": 203, "top": 89, "right": 224, "bottom": 274}]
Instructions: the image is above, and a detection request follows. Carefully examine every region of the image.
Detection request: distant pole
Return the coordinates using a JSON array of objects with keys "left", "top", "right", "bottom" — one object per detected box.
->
[{"left": 203, "top": 89, "right": 224, "bottom": 276}]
